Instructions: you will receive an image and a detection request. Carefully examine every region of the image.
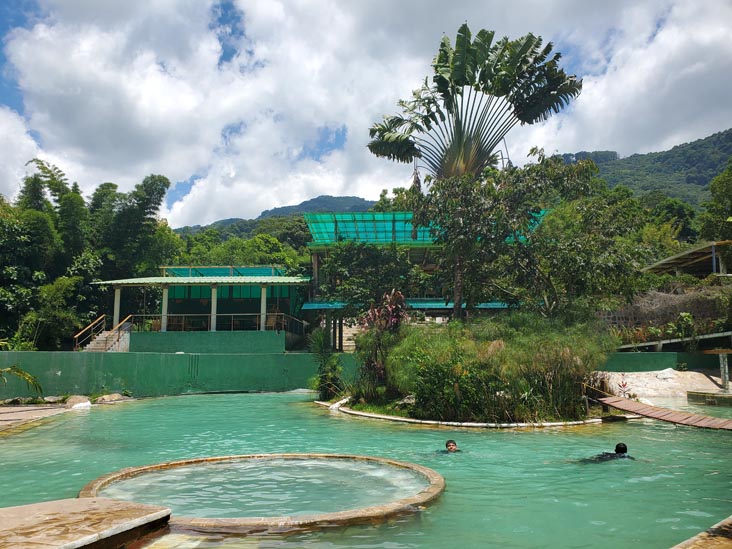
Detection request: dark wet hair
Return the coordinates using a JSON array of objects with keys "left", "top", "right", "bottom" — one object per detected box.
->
[
  {"left": 446, "top": 439, "right": 457, "bottom": 448},
  {"left": 615, "top": 443, "right": 628, "bottom": 454}
]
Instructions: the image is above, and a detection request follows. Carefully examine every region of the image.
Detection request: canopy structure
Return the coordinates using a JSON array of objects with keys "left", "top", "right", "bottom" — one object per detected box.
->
[
  {"left": 304, "top": 212, "right": 435, "bottom": 248},
  {"left": 304, "top": 212, "right": 441, "bottom": 297},
  {"left": 643, "top": 241, "right": 731, "bottom": 277},
  {"left": 95, "top": 266, "right": 309, "bottom": 332}
]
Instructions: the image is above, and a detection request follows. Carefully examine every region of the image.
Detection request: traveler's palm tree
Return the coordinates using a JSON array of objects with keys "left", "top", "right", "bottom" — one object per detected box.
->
[{"left": 368, "top": 24, "right": 582, "bottom": 180}]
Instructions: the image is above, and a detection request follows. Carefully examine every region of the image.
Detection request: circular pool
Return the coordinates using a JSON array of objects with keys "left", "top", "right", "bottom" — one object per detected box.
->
[{"left": 79, "top": 453, "right": 445, "bottom": 534}]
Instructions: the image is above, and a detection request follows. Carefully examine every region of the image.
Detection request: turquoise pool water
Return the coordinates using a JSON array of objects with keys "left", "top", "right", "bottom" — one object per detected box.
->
[
  {"left": 98, "top": 457, "right": 429, "bottom": 517},
  {"left": 1, "top": 392, "right": 731, "bottom": 548}
]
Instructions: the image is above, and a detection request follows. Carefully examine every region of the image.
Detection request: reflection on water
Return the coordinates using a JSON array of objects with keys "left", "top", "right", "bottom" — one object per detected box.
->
[
  {"left": 1, "top": 393, "right": 731, "bottom": 548},
  {"left": 647, "top": 396, "right": 732, "bottom": 418}
]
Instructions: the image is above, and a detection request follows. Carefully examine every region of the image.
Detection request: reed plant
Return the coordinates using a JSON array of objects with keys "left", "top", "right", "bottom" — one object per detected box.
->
[{"left": 386, "top": 313, "right": 617, "bottom": 422}]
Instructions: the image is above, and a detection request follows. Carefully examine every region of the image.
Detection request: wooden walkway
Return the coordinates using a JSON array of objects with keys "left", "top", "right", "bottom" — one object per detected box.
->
[{"left": 599, "top": 396, "right": 732, "bottom": 431}]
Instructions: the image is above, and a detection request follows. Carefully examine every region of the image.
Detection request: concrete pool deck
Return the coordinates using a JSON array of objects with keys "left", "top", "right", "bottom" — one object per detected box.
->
[
  {"left": 0, "top": 497, "right": 170, "bottom": 548},
  {"left": 0, "top": 405, "right": 68, "bottom": 433}
]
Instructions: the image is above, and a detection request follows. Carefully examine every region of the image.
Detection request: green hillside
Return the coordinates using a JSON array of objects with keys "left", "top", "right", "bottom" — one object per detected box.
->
[
  {"left": 564, "top": 128, "right": 732, "bottom": 206},
  {"left": 174, "top": 195, "right": 375, "bottom": 236}
]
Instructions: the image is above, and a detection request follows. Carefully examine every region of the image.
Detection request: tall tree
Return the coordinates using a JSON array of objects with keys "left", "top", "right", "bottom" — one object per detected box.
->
[
  {"left": 368, "top": 24, "right": 582, "bottom": 179},
  {"left": 699, "top": 160, "right": 732, "bottom": 241},
  {"left": 368, "top": 24, "right": 582, "bottom": 317}
]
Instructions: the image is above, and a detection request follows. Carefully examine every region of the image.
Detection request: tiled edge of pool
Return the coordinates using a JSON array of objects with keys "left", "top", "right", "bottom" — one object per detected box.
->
[
  {"left": 671, "top": 514, "right": 732, "bottom": 548},
  {"left": 317, "top": 400, "right": 640, "bottom": 428},
  {"left": 78, "top": 453, "right": 446, "bottom": 535}
]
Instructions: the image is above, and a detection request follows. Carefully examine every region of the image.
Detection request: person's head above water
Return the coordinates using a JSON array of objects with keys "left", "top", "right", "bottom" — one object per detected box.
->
[
  {"left": 615, "top": 443, "right": 628, "bottom": 454},
  {"left": 446, "top": 440, "right": 458, "bottom": 452}
]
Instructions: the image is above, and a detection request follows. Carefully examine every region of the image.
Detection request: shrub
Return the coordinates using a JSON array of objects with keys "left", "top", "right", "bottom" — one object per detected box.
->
[{"left": 397, "top": 313, "right": 615, "bottom": 422}]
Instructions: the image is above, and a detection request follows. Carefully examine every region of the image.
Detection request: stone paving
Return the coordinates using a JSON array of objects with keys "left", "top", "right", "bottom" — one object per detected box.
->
[
  {"left": 0, "top": 405, "right": 68, "bottom": 433},
  {"left": 0, "top": 497, "right": 170, "bottom": 548}
]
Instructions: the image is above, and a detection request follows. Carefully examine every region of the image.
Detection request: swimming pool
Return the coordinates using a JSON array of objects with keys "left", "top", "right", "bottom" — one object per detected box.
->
[{"left": 1, "top": 392, "right": 731, "bottom": 548}]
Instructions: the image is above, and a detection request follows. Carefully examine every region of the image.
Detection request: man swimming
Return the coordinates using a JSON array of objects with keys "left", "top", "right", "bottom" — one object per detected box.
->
[
  {"left": 581, "top": 442, "right": 635, "bottom": 463},
  {"left": 445, "top": 439, "right": 459, "bottom": 452}
]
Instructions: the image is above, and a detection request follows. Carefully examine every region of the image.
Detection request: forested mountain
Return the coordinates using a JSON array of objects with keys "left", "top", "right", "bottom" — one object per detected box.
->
[
  {"left": 258, "top": 195, "right": 375, "bottom": 218},
  {"left": 175, "top": 195, "right": 375, "bottom": 236},
  {"left": 563, "top": 128, "right": 732, "bottom": 206}
]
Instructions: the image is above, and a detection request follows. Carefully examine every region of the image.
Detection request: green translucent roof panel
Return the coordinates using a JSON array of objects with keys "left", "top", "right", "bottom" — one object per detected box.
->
[
  {"left": 161, "top": 266, "right": 286, "bottom": 277},
  {"left": 304, "top": 212, "right": 434, "bottom": 245}
]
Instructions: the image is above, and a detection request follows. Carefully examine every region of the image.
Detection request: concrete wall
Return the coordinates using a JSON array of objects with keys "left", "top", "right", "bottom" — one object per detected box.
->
[
  {"left": 129, "top": 331, "right": 285, "bottom": 354},
  {"left": 0, "top": 351, "right": 360, "bottom": 399},
  {"left": 602, "top": 352, "right": 719, "bottom": 372},
  {"left": 6, "top": 349, "right": 719, "bottom": 399}
]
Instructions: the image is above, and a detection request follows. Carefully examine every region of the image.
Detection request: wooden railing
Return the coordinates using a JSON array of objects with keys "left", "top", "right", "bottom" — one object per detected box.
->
[{"left": 73, "top": 315, "right": 106, "bottom": 351}]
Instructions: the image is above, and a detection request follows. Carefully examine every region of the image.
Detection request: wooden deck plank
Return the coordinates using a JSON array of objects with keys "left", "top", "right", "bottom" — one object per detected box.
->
[{"left": 599, "top": 397, "right": 732, "bottom": 431}]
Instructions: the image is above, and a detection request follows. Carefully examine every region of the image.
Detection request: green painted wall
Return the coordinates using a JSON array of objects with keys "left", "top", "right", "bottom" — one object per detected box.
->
[
  {"left": 602, "top": 352, "right": 719, "bottom": 372},
  {"left": 10, "top": 349, "right": 721, "bottom": 398},
  {"left": 129, "top": 331, "right": 284, "bottom": 354},
  {"left": 0, "top": 351, "right": 360, "bottom": 399}
]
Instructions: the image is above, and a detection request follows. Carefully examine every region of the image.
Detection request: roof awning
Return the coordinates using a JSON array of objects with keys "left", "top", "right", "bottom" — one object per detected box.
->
[
  {"left": 94, "top": 276, "right": 310, "bottom": 287},
  {"left": 643, "top": 240, "right": 732, "bottom": 276}
]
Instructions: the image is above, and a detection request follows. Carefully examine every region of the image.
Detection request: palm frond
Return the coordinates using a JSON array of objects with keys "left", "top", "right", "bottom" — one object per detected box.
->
[{"left": 1, "top": 365, "right": 43, "bottom": 395}]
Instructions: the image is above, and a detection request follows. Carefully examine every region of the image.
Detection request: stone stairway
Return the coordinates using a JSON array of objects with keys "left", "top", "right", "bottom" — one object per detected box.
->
[
  {"left": 83, "top": 330, "right": 130, "bottom": 352},
  {"left": 342, "top": 323, "right": 359, "bottom": 352}
]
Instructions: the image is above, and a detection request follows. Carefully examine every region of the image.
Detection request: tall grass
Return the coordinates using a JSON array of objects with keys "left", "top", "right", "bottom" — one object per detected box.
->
[{"left": 386, "top": 313, "right": 617, "bottom": 422}]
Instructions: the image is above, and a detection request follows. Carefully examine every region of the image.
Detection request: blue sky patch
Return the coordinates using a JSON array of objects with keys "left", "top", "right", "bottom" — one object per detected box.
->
[
  {"left": 299, "top": 125, "right": 348, "bottom": 161},
  {"left": 0, "top": 0, "right": 40, "bottom": 116},
  {"left": 210, "top": 0, "right": 246, "bottom": 67},
  {"left": 167, "top": 174, "right": 201, "bottom": 208}
]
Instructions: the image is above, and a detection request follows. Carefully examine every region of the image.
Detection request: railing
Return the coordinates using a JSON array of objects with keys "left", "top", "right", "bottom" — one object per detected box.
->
[
  {"left": 99, "top": 314, "right": 134, "bottom": 352},
  {"left": 127, "top": 313, "right": 307, "bottom": 335},
  {"left": 73, "top": 315, "right": 106, "bottom": 351}
]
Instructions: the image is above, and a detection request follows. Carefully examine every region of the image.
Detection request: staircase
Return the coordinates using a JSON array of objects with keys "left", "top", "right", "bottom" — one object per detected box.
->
[
  {"left": 342, "top": 324, "right": 360, "bottom": 352},
  {"left": 83, "top": 329, "right": 130, "bottom": 352}
]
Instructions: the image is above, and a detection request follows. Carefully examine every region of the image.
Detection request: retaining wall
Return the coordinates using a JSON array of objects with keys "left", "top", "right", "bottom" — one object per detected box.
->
[
  {"left": 602, "top": 352, "right": 718, "bottom": 372},
  {"left": 0, "top": 352, "right": 359, "bottom": 399}
]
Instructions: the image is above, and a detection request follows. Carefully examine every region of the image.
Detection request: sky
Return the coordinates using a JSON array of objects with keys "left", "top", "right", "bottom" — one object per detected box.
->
[{"left": 1, "top": 0, "right": 731, "bottom": 228}]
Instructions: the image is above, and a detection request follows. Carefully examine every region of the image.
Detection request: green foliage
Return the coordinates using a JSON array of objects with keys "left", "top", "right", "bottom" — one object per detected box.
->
[
  {"left": 369, "top": 24, "right": 581, "bottom": 179},
  {"left": 319, "top": 242, "right": 427, "bottom": 318},
  {"left": 307, "top": 327, "right": 342, "bottom": 400},
  {"left": 699, "top": 160, "right": 732, "bottom": 241},
  {"left": 0, "top": 362, "right": 43, "bottom": 395},
  {"left": 353, "top": 290, "right": 408, "bottom": 402},
  {"left": 570, "top": 128, "right": 732, "bottom": 206},
  {"left": 392, "top": 314, "right": 615, "bottom": 422}
]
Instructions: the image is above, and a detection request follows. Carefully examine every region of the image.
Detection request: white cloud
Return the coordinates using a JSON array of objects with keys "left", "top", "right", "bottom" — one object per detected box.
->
[
  {"left": 1, "top": 0, "right": 731, "bottom": 226},
  {"left": 0, "top": 107, "right": 40, "bottom": 199}
]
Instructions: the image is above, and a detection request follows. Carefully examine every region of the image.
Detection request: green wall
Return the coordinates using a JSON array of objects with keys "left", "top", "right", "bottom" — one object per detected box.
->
[
  {"left": 602, "top": 352, "right": 719, "bottom": 372},
  {"left": 129, "top": 331, "right": 284, "bottom": 354},
  {"left": 0, "top": 351, "right": 360, "bottom": 399},
  {"left": 7, "top": 349, "right": 719, "bottom": 399}
]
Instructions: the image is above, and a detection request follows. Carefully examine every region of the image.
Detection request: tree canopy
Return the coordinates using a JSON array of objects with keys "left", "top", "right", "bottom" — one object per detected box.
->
[{"left": 368, "top": 23, "right": 582, "bottom": 179}]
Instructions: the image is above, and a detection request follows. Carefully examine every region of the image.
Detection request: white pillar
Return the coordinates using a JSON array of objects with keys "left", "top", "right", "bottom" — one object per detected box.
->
[
  {"left": 113, "top": 287, "right": 121, "bottom": 326},
  {"left": 260, "top": 285, "right": 268, "bottom": 331},
  {"left": 210, "top": 285, "right": 218, "bottom": 332},
  {"left": 161, "top": 286, "right": 169, "bottom": 332}
]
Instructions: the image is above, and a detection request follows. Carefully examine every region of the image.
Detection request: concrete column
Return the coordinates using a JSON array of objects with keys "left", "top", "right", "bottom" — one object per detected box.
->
[
  {"left": 260, "top": 285, "right": 268, "bottom": 331},
  {"left": 210, "top": 285, "right": 218, "bottom": 332},
  {"left": 721, "top": 353, "right": 729, "bottom": 392},
  {"left": 161, "top": 286, "right": 169, "bottom": 332},
  {"left": 113, "top": 287, "right": 121, "bottom": 326}
]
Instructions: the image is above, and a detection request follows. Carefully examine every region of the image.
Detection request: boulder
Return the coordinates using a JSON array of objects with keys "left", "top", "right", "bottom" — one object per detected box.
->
[
  {"left": 94, "top": 393, "right": 131, "bottom": 404},
  {"left": 65, "top": 395, "right": 91, "bottom": 409}
]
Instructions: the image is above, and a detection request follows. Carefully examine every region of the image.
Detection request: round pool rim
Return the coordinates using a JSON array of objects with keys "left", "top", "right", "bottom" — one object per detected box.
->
[{"left": 78, "top": 453, "right": 446, "bottom": 534}]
